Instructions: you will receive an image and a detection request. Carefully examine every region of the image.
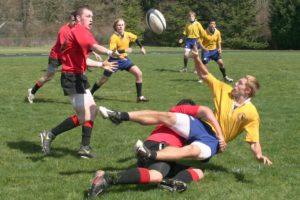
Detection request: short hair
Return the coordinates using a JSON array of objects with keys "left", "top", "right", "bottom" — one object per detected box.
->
[
  {"left": 208, "top": 19, "right": 216, "bottom": 24},
  {"left": 113, "top": 18, "right": 125, "bottom": 31},
  {"left": 244, "top": 75, "right": 260, "bottom": 97},
  {"left": 188, "top": 11, "right": 196, "bottom": 17},
  {"left": 176, "top": 99, "right": 196, "bottom": 106},
  {"left": 75, "top": 5, "right": 91, "bottom": 16},
  {"left": 70, "top": 11, "right": 77, "bottom": 21}
]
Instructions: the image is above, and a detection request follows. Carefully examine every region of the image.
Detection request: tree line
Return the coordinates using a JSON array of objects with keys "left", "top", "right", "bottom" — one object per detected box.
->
[{"left": 0, "top": 0, "right": 299, "bottom": 49}]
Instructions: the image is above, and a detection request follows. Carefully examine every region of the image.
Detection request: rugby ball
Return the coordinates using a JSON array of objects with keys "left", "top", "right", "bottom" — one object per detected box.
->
[{"left": 146, "top": 9, "right": 166, "bottom": 34}]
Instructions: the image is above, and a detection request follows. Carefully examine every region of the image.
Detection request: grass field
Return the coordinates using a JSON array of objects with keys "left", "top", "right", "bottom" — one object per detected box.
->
[{"left": 0, "top": 47, "right": 299, "bottom": 200}]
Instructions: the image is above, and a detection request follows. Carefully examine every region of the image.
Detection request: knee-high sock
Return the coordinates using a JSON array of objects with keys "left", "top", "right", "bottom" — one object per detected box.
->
[
  {"left": 172, "top": 168, "right": 200, "bottom": 183},
  {"left": 31, "top": 82, "right": 42, "bottom": 94},
  {"left": 81, "top": 121, "right": 94, "bottom": 146},
  {"left": 51, "top": 115, "right": 80, "bottom": 137},
  {"left": 112, "top": 168, "right": 150, "bottom": 185}
]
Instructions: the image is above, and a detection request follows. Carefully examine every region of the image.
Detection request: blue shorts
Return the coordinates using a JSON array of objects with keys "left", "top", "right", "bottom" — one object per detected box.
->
[
  {"left": 188, "top": 117, "right": 219, "bottom": 157},
  {"left": 103, "top": 56, "right": 135, "bottom": 77},
  {"left": 201, "top": 49, "right": 221, "bottom": 64},
  {"left": 185, "top": 38, "right": 200, "bottom": 50}
]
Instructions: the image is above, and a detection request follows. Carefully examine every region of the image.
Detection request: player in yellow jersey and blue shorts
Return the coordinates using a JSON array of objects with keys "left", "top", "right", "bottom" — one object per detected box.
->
[
  {"left": 200, "top": 19, "right": 233, "bottom": 83},
  {"left": 90, "top": 18, "right": 149, "bottom": 103},
  {"left": 178, "top": 11, "right": 204, "bottom": 72},
  {"left": 122, "top": 47, "right": 272, "bottom": 168}
]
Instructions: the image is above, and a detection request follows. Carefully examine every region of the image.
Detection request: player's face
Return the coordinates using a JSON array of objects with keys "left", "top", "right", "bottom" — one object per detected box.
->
[
  {"left": 189, "top": 14, "right": 195, "bottom": 22},
  {"left": 209, "top": 21, "right": 216, "bottom": 31},
  {"left": 78, "top": 9, "right": 93, "bottom": 30},
  {"left": 232, "top": 78, "right": 249, "bottom": 97},
  {"left": 115, "top": 20, "right": 125, "bottom": 34}
]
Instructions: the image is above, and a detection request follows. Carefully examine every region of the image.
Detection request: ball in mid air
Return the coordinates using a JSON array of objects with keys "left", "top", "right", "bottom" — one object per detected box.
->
[{"left": 146, "top": 9, "right": 166, "bottom": 34}]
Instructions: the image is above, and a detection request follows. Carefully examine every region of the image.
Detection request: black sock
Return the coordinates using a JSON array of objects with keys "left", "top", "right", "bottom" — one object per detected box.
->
[
  {"left": 81, "top": 121, "right": 93, "bottom": 146},
  {"left": 184, "top": 57, "right": 188, "bottom": 68},
  {"left": 219, "top": 67, "right": 226, "bottom": 77},
  {"left": 90, "top": 83, "right": 100, "bottom": 94},
  {"left": 31, "top": 83, "right": 41, "bottom": 94},
  {"left": 51, "top": 115, "right": 80, "bottom": 136},
  {"left": 112, "top": 168, "right": 150, "bottom": 184},
  {"left": 120, "top": 112, "right": 130, "bottom": 121},
  {"left": 136, "top": 82, "right": 142, "bottom": 97},
  {"left": 172, "top": 170, "right": 193, "bottom": 183}
]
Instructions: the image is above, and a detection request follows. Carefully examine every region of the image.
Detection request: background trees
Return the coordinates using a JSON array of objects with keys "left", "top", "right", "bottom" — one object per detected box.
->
[{"left": 0, "top": 0, "right": 299, "bottom": 49}]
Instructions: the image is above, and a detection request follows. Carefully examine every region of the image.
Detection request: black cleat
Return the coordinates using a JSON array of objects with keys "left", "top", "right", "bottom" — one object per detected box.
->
[
  {"left": 159, "top": 179, "right": 187, "bottom": 192},
  {"left": 78, "top": 145, "right": 95, "bottom": 159},
  {"left": 99, "top": 106, "right": 122, "bottom": 125}
]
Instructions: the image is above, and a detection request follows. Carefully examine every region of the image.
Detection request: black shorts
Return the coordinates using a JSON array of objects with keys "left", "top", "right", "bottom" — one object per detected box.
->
[
  {"left": 137, "top": 140, "right": 190, "bottom": 178},
  {"left": 61, "top": 72, "right": 90, "bottom": 96}
]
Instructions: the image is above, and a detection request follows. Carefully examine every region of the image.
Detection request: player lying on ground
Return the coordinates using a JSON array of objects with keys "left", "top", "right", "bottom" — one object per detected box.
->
[{"left": 87, "top": 99, "right": 225, "bottom": 198}]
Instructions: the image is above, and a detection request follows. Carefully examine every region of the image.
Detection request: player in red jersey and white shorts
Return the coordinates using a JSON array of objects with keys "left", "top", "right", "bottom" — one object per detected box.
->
[
  {"left": 39, "top": 5, "right": 119, "bottom": 158},
  {"left": 87, "top": 99, "right": 226, "bottom": 198}
]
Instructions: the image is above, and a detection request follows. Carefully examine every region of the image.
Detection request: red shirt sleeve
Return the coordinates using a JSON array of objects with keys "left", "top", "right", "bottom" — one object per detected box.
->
[
  {"left": 73, "top": 25, "right": 97, "bottom": 54},
  {"left": 169, "top": 105, "right": 200, "bottom": 117}
]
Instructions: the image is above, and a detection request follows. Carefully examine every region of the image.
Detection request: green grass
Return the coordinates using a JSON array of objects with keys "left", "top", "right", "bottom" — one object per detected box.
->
[{"left": 0, "top": 47, "right": 299, "bottom": 200}]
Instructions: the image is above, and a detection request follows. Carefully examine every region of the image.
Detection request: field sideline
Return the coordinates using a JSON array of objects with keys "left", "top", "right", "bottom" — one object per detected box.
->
[{"left": 0, "top": 47, "right": 299, "bottom": 200}]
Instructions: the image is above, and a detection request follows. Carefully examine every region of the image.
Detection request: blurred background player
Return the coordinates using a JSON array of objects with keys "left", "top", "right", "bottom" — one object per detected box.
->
[
  {"left": 178, "top": 11, "right": 204, "bottom": 73},
  {"left": 199, "top": 19, "right": 233, "bottom": 83},
  {"left": 27, "top": 12, "right": 103, "bottom": 103},
  {"left": 40, "top": 6, "right": 118, "bottom": 158},
  {"left": 90, "top": 18, "right": 149, "bottom": 103}
]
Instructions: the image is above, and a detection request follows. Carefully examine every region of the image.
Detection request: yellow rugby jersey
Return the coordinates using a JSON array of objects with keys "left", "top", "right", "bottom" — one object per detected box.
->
[
  {"left": 109, "top": 31, "right": 137, "bottom": 57},
  {"left": 199, "top": 28, "right": 222, "bottom": 50},
  {"left": 183, "top": 21, "right": 204, "bottom": 39},
  {"left": 204, "top": 73, "right": 260, "bottom": 143}
]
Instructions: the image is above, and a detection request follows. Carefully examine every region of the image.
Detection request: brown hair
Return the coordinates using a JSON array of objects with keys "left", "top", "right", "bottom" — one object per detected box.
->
[
  {"left": 188, "top": 11, "right": 196, "bottom": 17},
  {"left": 75, "top": 5, "right": 91, "bottom": 17},
  {"left": 113, "top": 18, "right": 125, "bottom": 31},
  {"left": 244, "top": 75, "right": 260, "bottom": 97}
]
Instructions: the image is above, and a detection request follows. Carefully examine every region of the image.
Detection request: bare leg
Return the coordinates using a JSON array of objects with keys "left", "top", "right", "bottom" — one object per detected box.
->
[
  {"left": 128, "top": 111, "right": 177, "bottom": 127},
  {"left": 155, "top": 145, "right": 201, "bottom": 161}
]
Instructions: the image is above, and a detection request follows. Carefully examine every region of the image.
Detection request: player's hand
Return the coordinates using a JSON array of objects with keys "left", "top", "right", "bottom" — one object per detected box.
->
[
  {"left": 112, "top": 49, "right": 126, "bottom": 60},
  {"left": 102, "top": 59, "right": 118, "bottom": 72},
  {"left": 93, "top": 51, "right": 103, "bottom": 61},
  {"left": 126, "top": 48, "right": 133, "bottom": 54},
  {"left": 218, "top": 139, "right": 227, "bottom": 153},
  {"left": 257, "top": 155, "right": 273, "bottom": 166},
  {"left": 202, "top": 47, "right": 209, "bottom": 52},
  {"left": 140, "top": 47, "right": 146, "bottom": 55},
  {"left": 178, "top": 39, "right": 183, "bottom": 44},
  {"left": 218, "top": 49, "right": 222, "bottom": 54}
]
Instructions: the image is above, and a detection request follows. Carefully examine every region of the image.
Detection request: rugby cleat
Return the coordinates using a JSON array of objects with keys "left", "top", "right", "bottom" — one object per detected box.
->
[
  {"left": 134, "top": 140, "right": 152, "bottom": 159},
  {"left": 179, "top": 67, "right": 188, "bottom": 73},
  {"left": 78, "top": 145, "right": 95, "bottom": 159},
  {"left": 159, "top": 179, "right": 187, "bottom": 192},
  {"left": 98, "top": 106, "right": 122, "bottom": 125},
  {"left": 88, "top": 171, "right": 111, "bottom": 199},
  {"left": 40, "top": 130, "right": 54, "bottom": 155},
  {"left": 27, "top": 88, "right": 35, "bottom": 104},
  {"left": 224, "top": 76, "right": 233, "bottom": 83},
  {"left": 137, "top": 96, "right": 149, "bottom": 103}
]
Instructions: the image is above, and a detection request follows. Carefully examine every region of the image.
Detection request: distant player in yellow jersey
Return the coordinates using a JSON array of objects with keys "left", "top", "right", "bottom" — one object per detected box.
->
[
  {"left": 111, "top": 47, "right": 272, "bottom": 167},
  {"left": 178, "top": 11, "right": 204, "bottom": 72},
  {"left": 200, "top": 19, "right": 233, "bottom": 83},
  {"left": 90, "top": 18, "right": 149, "bottom": 102}
]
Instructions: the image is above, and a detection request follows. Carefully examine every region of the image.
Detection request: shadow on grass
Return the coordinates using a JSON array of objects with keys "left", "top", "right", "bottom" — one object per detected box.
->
[
  {"left": 23, "top": 97, "right": 69, "bottom": 104},
  {"left": 153, "top": 68, "right": 180, "bottom": 73},
  {"left": 93, "top": 96, "right": 134, "bottom": 103},
  {"left": 6, "top": 140, "right": 79, "bottom": 162}
]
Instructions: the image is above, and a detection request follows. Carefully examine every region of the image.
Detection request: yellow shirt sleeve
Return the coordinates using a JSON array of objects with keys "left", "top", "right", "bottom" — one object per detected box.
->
[
  {"left": 126, "top": 32, "right": 137, "bottom": 43},
  {"left": 109, "top": 35, "right": 117, "bottom": 50},
  {"left": 205, "top": 73, "right": 224, "bottom": 97},
  {"left": 217, "top": 30, "right": 222, "bottom": 43},
  {"left": 244, "top": 113, "right": 260, "bottom": 143}
]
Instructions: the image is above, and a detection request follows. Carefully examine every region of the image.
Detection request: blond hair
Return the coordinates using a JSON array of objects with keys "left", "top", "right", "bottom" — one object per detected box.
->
[
  {"left": 188, "top": 11, "right": 196, "bottom": 17},
  {"left": 113, "top": 18, "right": 125, "bottom": 31},
  {"left": 244, "top": 75, "right": 260, "bottom": 97}
]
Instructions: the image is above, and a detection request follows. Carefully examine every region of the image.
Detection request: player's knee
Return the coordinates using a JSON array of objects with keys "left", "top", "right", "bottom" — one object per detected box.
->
[
  {"left": 188, "top": 145, "right": 201, "bottom": 158},
  {"left": 192, "top": 169, "right": 204, "bottom": 181},
  {"left": 149, "top": 170, "right": 163, "bottom": 183}
]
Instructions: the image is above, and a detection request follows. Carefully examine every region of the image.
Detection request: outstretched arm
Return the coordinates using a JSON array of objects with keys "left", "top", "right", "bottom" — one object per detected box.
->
[
  {"left": 249, "top": 142, "right": 272, "bottom": 165},
  {"left": 192, "top": 46, "right": 209, "bottom": 79}
]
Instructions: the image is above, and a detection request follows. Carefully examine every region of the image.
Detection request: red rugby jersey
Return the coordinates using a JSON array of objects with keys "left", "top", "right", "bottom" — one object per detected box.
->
[{"left": 61, "top": 23, "right": 97, "bottom": 74}]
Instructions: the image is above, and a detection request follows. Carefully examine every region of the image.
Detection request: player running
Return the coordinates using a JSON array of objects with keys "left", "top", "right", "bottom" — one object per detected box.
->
[
  {"left": 178, "top": 11, "right": 204, "bottom": 73},
  {"left": 40, "top": 5, "right": 119, "bottom": 158},
  {"left": 199, "top": 19, "right": 233, "bottom": 83},
  {"left": 90, "top": 18, "right": 149, "bottom": 103}
]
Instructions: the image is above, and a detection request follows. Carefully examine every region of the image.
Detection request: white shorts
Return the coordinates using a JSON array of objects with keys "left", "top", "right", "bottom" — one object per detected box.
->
[
  {"left": 170, "top": 113, "right": 213, "bottom": 160},
  {"left": 68, "top": 89, "right": 95, "bottom": 109}
]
